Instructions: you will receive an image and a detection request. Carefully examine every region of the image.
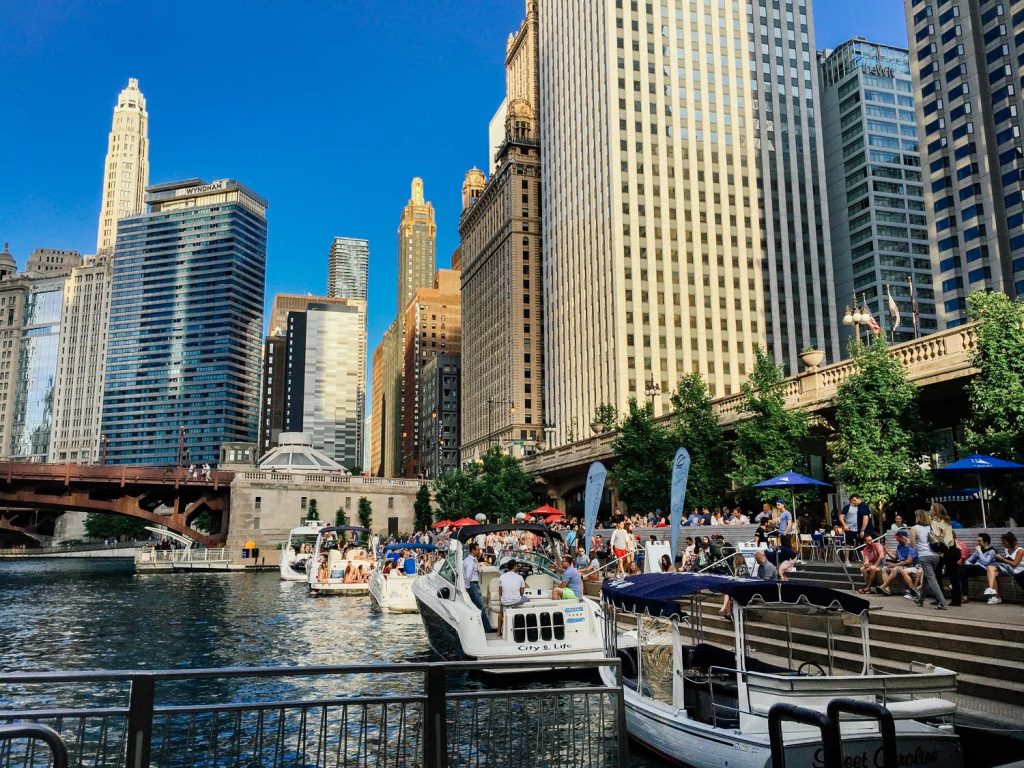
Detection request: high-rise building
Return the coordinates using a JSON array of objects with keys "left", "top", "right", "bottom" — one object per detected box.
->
[
  {"left": 96, "top": 78, "right": 149, "bottom": 255},
  {"left": 401, "top": 269, "right": 461, "bottom": 477},
  {"left": 421, "top": 354, "right": 461, "bottom": 479},
  {"left": 903, "top": 0, "right": 1024, "bottom": 327},
  {"left": 49, "top": 254, "right": 114, "bottom": 463},
  {"left": 459, "top": 0, "right": 545, "bottom": 462},
  {"left": 327, "top": 237, "right": 369, "bottom": 300},
  {"left": 541, "top": 0, "right": 807, "bottom": 445},
  {"left": 25, "top": 249, "right": 82, "bottom": 278},
  {"left": 259, "top": 334, "right": 287, "bottom": 455},
  {"left": 397, "top": 178, "right": 437, "bottom": 313},
  {"left": 819, "top": 38, "right": 936, "bottom": 345},
  {"left": 101, "top": 179, "right": 267, "bottom": 466}
]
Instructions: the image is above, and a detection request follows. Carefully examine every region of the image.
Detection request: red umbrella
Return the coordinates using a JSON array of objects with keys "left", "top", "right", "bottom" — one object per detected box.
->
[
  {"left": 431, "top": 519, "right": 453, "bottom": 529},
  {"left": 449, "top": 518, "right": 480, "bottom": 527},
  {"left": 531, "top": 504, "right": 563, "bottom": 519}
]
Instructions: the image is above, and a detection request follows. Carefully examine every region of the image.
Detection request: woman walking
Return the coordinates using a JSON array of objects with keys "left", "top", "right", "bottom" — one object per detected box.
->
[
  {"left": 929, "top": 503, "right": 960, "bottom": 606},
  {"left": 910, "top": 509, "right": 947, "bottom": 609}
]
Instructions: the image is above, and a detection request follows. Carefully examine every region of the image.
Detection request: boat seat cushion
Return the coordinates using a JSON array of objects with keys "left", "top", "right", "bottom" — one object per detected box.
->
[{"left": 884, "top": 698, "right": 957, "bottom": 719}]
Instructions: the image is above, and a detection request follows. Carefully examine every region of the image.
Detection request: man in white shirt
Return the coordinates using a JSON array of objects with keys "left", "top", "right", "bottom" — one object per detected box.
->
[
  {"left": 497, "top": 560, "right": 528, "bottom": 634},
  {"left": 463, "top": 543, "right": 494, "bottom": 632},
  {"left": 610, "top": 523, "right": 630, "bottom": 574}
]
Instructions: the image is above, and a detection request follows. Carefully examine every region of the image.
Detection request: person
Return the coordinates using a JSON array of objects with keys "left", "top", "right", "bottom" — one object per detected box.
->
[
  {"left": 553, "top": 555, "right": 584, "bottom": 600},
  {"left": 729, "top": 508, "right": 749, "bottom": 525},
  {"left": 609, "top": 522, "right": 630, "bottom": 574},
  {"left": 889, "top": 515, "right": 905, "bottom": 533},
  {"left": 711, "top": 509, "right": 725, "bottom": 526},
  {"left": 201, "top": 463, "right": 212, "bottom": 481},
  {"left": 752, "top": 549, "right": 779, "bottom": 580},
  {"left": 463, "top": 543, "right": 494, "bottom": 632},
  {"left": 317, "top": 556, "right": 329, "bottom": 583},
  {"left": 625, "top": 525, "right": 638, "bottom": 571},
  {"left": 342, "top": 564, "right": 359, "bottom": 584},
  {"left": 910, "top": 510, "right": 947, "bottom": 609},
  {"left": 497, "top": 560, "right": 528, "bottom": 634},
  {"left": 985, "top": 532, "right": 1024, "bottom": 605},
  {"left": 958, "top": 533, "right": 996, "bottom": 602},
  {"left": 659, "top": 553, "right": 673, "bottom": 572},
  {"left": 755, "top": 503, "right": 772, "bottom": 524},
  {"left": 929, "top": 503, "right": 960, "bottom": 606},
  {"left": 685, "top": 508, "right": 701, "bottom": 526},
  {"left": 565, "top": 525, "right": 577, "bottom": 551},
  {"left": 858, "top": 534, "right": 886, "bottom": 593},
  {"left": 776, "top": 500, "right": 794, "bottom": 550},
  {"left": 875, "top": 530, "right": 918, "bottom": 596}
]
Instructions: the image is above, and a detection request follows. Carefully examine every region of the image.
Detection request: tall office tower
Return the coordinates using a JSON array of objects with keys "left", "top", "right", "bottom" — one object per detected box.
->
[
  {"left": 49, "top": 254, "right": 114, "bottom": 463},
  {"left": 101, "top": 179, "right": 267, "bottom": 466},
  {"left": 396, "top": 178, "right": 437, "bottom": 312},
  {"left": 96, "top": 78, "right": 149, "bottom": 254},
  {"left": 259, "top": 334, "right": 286, "bottom": 455},
  {"left": 282, "top": 298, "right": 367, "bottom": 469},
  {"left": 327, "top": 237, "right": 369, "bottom": 300},
  {"left": 459, "top": 0, "right": 545, "bottom": 462},
  {"left": 25, "top": 249, "right": 82, "bottom": 278},
  {"left": 401, "top": 270, "right": 461, "bottom": 477},
  {"left": 904, "top": 0, "right": 1024, "bottom": 327},
  {"left": 421, "top": 354, "right": 461, "bottom": 479},
  {"left": 819, "top": 39, "right": 937, "bottom": 346}
]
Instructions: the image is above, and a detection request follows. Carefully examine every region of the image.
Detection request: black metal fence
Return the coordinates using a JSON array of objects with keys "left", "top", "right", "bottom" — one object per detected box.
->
[{"left": 0, "top": 661, "right": 626, "bottom": 768}]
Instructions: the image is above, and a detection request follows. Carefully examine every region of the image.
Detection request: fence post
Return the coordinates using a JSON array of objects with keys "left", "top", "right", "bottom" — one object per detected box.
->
[
  {"left": 613, "top": 660, "right": 629, "bottom": 767},
  {"left": 125, "top": 674, "right": 155, "bottom": 768},
  {"left": 423, "top": 664, "right": 448, "bottom": 768}
]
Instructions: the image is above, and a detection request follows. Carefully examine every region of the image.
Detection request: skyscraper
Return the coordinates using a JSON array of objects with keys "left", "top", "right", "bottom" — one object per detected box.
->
[
  {"left": 421, "top": 354, "right": 461, "bottom": 479},
  {"left": 459, "top": 0, "right": 545, "bottom": 462},
  {"left": 819, "top": 38, "right": 936, "bottom": 345},
  {"left": 903, "top": 0, "right": 1024, "bottom": 327},
  {"left": 101, "top": 179, "right": 267, "bottom": 466},
  {"left": 96, "top": 79, "right": 149, "bottom": 255},
  {"left": 540, "top": 0, "right": 783, "bottom": 446},
  {"left": 397, "top": 178, "right": 437, "bottom": 313},
  {"left": 327, "top": 237, "right": 369, "bottom": 300}
]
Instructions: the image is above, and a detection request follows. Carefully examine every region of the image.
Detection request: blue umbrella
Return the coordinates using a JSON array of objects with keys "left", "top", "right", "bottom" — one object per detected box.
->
[
  {"left": 752, "top": 472, "right": 832, "bottom": 515},
  {"left": 937, "top": 454, "right": 1024, "bottom": 529}
]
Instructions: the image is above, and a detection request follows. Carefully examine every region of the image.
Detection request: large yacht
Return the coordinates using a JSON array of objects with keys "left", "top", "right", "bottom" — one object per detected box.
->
[
  {"left": 601, "top": 573, "right": 962, "bottom": 768},
  {"left": 307, "top": 526, "right": 372, "bottom": 596},
  {"left": 412, "top": 523, "right": 604, "bottom": 670}
]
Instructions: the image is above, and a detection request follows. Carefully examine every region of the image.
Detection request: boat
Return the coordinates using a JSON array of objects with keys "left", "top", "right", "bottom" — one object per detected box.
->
[
  {"left": 601, "top": 573, "right": 962, "bottom": 768},
  {"left": 412, "top": 523, "right": 605, "bottom": 670},
  {"left": 368, "top": 542, "right": 436, "bottom": 613},
  {"left": 307, "top": 525, "right": 372, "bottom": 596},
  {"left": 279, "top": 519, "right": 325, "bottom": 581}
]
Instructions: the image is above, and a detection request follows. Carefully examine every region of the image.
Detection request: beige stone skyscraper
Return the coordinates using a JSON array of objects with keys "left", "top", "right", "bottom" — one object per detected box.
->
[
  {"left": 397, "top": 178, "right": 437, "bottom": 312},
  {"left": 96, "top": 78, "right": 149, "bottom": 254}
]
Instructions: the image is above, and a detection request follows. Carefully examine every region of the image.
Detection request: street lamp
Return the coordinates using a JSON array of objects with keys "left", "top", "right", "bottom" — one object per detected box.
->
[
  {"left": 644, "top": 377, "right": 661, "bottom": 405},
  {"left": 177, "top": 425, "right": 186, "bottom": 470},
  {"left": 841, "top": 292, "right": 872, "bottom": 343},
  {"left": 99, "top": 434, "right": 108, "bottom": 466}
]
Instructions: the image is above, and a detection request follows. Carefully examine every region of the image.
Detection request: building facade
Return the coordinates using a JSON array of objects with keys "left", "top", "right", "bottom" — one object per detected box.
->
[
  {"left": 401, "top": 270, "right": 461, "bottom": 477},
  {"left": 421, "top": 353, "right": 461, "bottom": 479},
  {"left": 396, "top": 178, "right": 437, "bottom": 313},
  {"left": 327, "top": 236, "right": 369, "bottom": 300},
  {"left": 101, "top": 179, "right": 267, "bottom": 466},
  {"left": 459, "top": 0, "right": 546, "bottom": 462},
  {"left": 903, "top": 0, "right": 1024, "bottom": 327},
  {"left": 819, "top": 38, "right": 936, "bottom": 345},
  {"left": 259, "top": 334, "right": 287, "bottom": 455},
  {"left": 96, "top": 79, "right": 149, "bottom": 255}
]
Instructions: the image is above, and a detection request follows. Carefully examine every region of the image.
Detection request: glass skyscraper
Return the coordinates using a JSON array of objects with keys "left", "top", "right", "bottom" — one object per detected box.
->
[
  {"left": 327, "top": 237, "right": 368, "bottom": 300},
  {"left": 101, "top": 178, "right": 267, "bottom": 466}
]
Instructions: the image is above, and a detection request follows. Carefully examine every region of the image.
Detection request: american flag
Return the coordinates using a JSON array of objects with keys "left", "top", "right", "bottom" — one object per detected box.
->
[{"left": 864, "top": 308, "right": 881, "bottom": 334}]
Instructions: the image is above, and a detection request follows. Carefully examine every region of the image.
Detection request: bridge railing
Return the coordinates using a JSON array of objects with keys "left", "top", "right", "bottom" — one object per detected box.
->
[{"left": 0, "top": 660, "right": 626, "bottom": 768}]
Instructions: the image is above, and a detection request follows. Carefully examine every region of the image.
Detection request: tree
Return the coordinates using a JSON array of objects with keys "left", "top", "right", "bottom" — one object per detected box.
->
[
  {"left": 414, "top": 484, "right": 433, "bottom": 532},
  {"left": 307, "top": 499, "right": 319, "bottom": 521},
  {"left": 730, "top": 347, "right": 810, "bottom": 501},
  {"left": 357, "top": 497, "right": 373, "bottom": 531},
  {"left": 334, "top": 506, "right": 348, "bottom": 526},
  {"left": 610, "top": 398, "right": 675, "bottom": 515},
  {"left": 592, "top": 403, "right": 619, "bottom": 434},
  {"left": 669, "top": 371, "right": 730, "bottom": 509},
  {"left": 433, "top": 468, "right": 476, "bottom": 520},
  {"left": 84, "top": 514, "right": 150, "bottom": 541},
  {"left": 830, "top": 334, "right": 931, "bottom": 524},
  {"left": 431, "top": 448, "right": 535, "bottom": 523}
]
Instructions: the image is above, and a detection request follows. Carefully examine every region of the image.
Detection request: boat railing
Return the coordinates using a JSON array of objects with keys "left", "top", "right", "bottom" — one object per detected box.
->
[{"left": 0, "top": 660, "right": 628, "bottom": 768}]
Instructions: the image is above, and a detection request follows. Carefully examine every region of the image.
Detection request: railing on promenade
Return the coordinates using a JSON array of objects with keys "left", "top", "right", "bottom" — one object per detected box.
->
[
  {"left": 0, "top": 660, "right": 626, "bottom": 768},
  {"left": 0, "top": 542, "right": 146, "bottom": 557}
]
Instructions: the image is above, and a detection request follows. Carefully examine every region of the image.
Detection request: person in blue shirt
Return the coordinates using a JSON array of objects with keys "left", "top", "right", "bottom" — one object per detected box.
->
[
  {"left": 875, "top": 530, "right": 919, "bottom": 597},
  {"left": 684, "top": 508, "right": 700, "bottom": 526},
  {"left": 775, "top": 500, "right": 795, "bottom": 549},
  {"left": 462, "top": 543, "right": 494, "bottom": 632},
  {"left": 565, "top": 525, "right": 577, "bottom": 551},
  {"left": 552, "top": 555, "right": 584, "bottom": 599}
]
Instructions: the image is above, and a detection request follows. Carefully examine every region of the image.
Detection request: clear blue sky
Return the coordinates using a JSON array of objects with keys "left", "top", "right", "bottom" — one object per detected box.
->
[{"left": 0, "top": 0, "right": 908, "bottom": 359}]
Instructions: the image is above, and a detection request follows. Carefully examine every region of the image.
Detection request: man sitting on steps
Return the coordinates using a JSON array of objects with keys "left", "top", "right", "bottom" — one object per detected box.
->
[
  {"left": 958, "top": 533, "right": 996, "bottom": 603},
  {"left": 875, "top": 530, "right": 919, "bottom": 598}
]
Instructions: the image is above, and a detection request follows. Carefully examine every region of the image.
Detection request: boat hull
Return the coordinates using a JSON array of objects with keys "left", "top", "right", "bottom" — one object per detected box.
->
[{"left": 368, "top": 572, "right": 419, "bottom": 613}]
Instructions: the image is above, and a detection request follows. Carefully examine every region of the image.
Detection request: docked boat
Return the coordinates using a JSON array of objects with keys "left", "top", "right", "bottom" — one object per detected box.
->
[
  {"left": 412, "top": 523, "right": 605, "bottom": 670},
  {"left": 368, "top": 542, "right": 436, "bottom": 613},
  {"left": 279, "top": 519, "right": 325, "bottom": 581},
  {"left": 601, "top": 573, "right": 962, "bottom": 768},
  {"left": 307, "top": 525, "right": 372, "bottom": 596}
]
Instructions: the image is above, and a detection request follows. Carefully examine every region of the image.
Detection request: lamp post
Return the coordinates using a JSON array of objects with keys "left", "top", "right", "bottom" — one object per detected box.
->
[
  {"left": 644, "top": 376, "right": 661, "bottom": 406},
  {"left": 99, "top": 434, "right": 108, "bottom": 466},
  {"left": 177, "top": 425, "right": 186, "bottom": 470},
  {"left": 541, "top": 422, "right": 556, "bottom": 449},
  {"left": 841, "top": 293, "right": 872, "bottom": 344}
]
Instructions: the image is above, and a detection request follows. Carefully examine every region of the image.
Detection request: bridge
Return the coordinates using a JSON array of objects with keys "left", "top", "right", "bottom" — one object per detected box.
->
[
  {"left": 524, "top": 323, "right": 979, "bottom": 504},
  {"left": 0, "top": 464, "right": 233, "bottom": 547}
]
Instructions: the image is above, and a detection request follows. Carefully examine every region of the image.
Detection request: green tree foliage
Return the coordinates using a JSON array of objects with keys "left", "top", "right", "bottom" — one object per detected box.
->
[
  {"left": 307, "top": 499, "right": 319, "bottom": 521},
  {"left": 669, "top": 371, "right": 729, "bottom": 509},
  {"left": 592, "top": 403, "right": 619, "bottom": 433},
  {"left": 192, "top": 511, "right": 213, "bottom": 534},
  {"left": 431, "top": 448, "right": 535, "bottom": 522},
  {"left": 610, "top": 398, "right": 675, "bottom": 515},
  {"left": 357, "top": 497, "right": 373, "bottom": 530},
  {"left": 730, "top": 347, "right": 810, "bottom": 501},
  {"left": 84, "top": 514, "right": 150, "bottom": 541},
  {"left": 334, "top": 507, "right": 348, "bottom": 526},
  {"left": 414, "top": 484, "right": 433, "bottom": 532},
  {"left": 830, "top": 334, "right": 931, "bottom": 521}
]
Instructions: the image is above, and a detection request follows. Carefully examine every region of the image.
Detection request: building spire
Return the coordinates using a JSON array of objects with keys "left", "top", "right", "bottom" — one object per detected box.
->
[{"left": 96, "top": 78, "right": 150, "bottom": 254}]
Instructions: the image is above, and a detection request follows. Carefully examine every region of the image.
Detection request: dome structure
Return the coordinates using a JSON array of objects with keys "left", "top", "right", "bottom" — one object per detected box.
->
[{"left": 257, "top": 433, "right": 350, "bottom": 474}]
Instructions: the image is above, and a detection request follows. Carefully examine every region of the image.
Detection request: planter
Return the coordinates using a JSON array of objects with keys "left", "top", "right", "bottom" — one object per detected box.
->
[{"left": 800, "top": 349, "right": 825, "bottom": 370}]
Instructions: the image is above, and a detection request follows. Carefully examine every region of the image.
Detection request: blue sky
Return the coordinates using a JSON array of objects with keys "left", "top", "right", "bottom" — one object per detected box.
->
[{"left": 0, "top": 0, "right": 908, "bottom": 358}]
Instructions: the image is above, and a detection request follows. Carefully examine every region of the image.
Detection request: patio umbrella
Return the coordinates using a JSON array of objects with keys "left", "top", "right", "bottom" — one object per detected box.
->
[
  {"left": 431, "top": 520, "right": 453, "bottom": 529},
  {"left": 531, "top": 504, "right": 563, "bottom": 520},
  {"left": 449, "top": 518, "right": 480, "bottom": 528},
  {"left": 937, "top": 454, "right": 1024, "bottom": 529},
  {"left": 752, "top": 472, "right": 832, "bottom": 514}
]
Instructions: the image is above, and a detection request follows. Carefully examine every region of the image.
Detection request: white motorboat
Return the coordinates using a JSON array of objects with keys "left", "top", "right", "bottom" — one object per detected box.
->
[
  {"left": 601, "top": 573, "right": 962, "bottom": 768},
  {"left": 307, "top": 525, "right": 372, "bottom": 596},
  {"left": 412, "top": 523, "right": 605, "bottom": 670},
  {"left": 279, "top": 519, "right": 324, "bottom": 582},
  {"left": 368, "top": 542, "right": 436, "bottom": 613}
]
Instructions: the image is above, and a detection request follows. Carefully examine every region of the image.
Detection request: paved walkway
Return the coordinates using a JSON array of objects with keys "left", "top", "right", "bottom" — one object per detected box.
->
[{"left": 862, "top": 590, "right": 1024, "bottom": 624}]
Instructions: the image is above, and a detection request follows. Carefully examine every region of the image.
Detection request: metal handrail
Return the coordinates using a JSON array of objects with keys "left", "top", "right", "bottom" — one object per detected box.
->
[
  {"left": 0, "top": 724, "right": 68, "bottom": 768},
  {"left": 768, "top": 703, "right": 841, "bottom": 768}
]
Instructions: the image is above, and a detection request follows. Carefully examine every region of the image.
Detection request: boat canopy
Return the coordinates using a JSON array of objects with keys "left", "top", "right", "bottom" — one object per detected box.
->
[
  {"left": 453, "top": 523, "right": 563, "bottom": 543},
  {"left": 319, "top": 526, "right": 370, "bottom": 535},
  {"left": 383, "top": 542, "right": 437, "bottom": 552},
  {"left": 602, "top": 573, "right": 869, "bottom": 617}
]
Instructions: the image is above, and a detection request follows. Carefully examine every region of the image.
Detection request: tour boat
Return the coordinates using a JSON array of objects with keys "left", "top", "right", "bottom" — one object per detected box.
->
[
  {"left": 412, "top": 523, "right": 605, "bottom": 671},
  {"left": 279, "top": 519, "right": 325, "bottom": 582},
  {"left": 368, "top": 542, "right": 436, "bottom": 613},
  {"left": 307, "top": 525, "right": 372, "bottom": 596},
  {"left": 601, "top": 573, "right": 962, "bottom": 768}
]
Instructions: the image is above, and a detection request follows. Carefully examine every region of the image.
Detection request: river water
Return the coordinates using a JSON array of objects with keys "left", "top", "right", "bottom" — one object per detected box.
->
[{"left": 0, "top": 558, "right": 664, "bottom": 767}]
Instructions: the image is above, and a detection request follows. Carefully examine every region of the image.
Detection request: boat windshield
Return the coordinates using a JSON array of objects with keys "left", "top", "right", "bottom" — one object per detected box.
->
[{"left": 285, "top": 534, "right": 319, "bottom": 553}]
